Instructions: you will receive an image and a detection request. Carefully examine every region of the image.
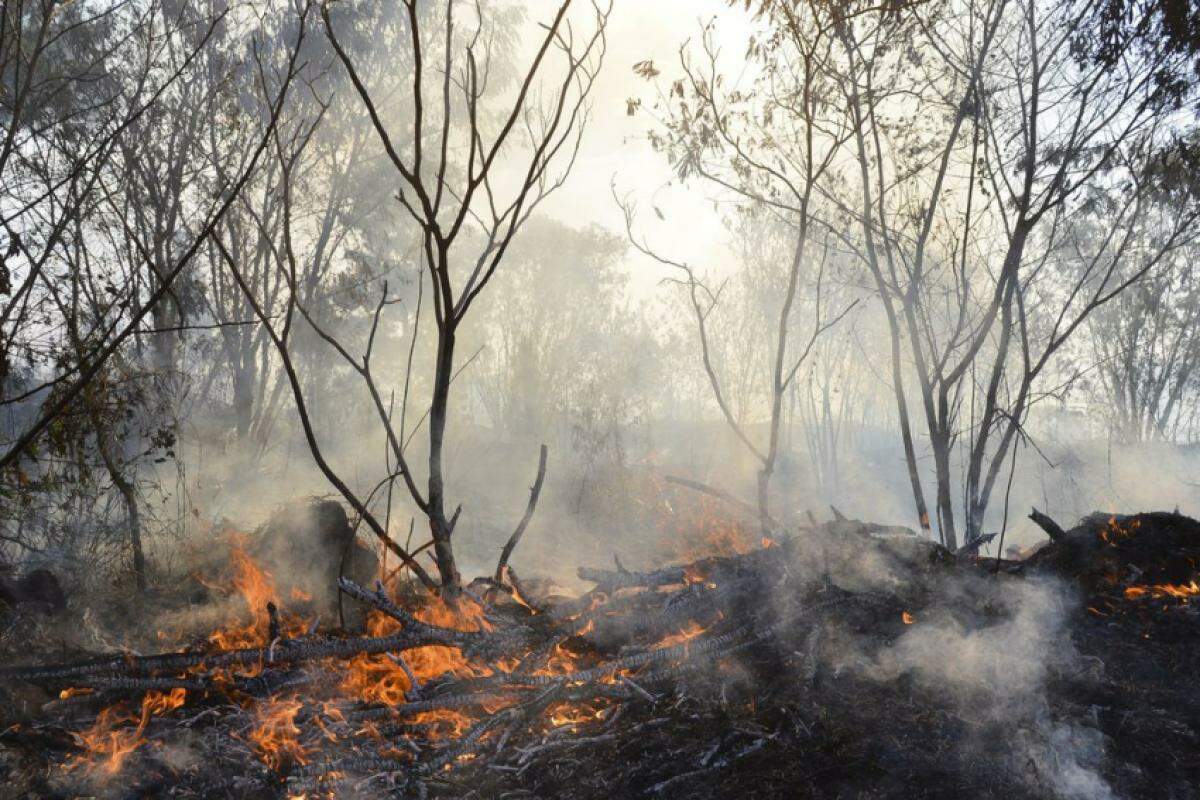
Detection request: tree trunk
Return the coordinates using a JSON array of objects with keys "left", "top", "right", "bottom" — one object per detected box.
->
[
  {"left": 427, "top": 323, "right": 461, "bottom": 596},
  {"left": 89, "top": 404, "right": 146, "bottom": 592},
  {"left": 931, "top": 431, "right": 957, "bottom": 549},
  {"left": 756, "top": 467, "right": 773, "bottom": 537}
]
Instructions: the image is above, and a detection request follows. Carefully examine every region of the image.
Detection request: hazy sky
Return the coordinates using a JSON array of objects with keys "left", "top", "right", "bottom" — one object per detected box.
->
[{"left": 527, "top": 0, "right": 755, "bottom": 295}]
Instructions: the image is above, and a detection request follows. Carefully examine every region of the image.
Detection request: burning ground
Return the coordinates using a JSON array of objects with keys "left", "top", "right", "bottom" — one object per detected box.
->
[{"left": 0, "top": 507, "right": 1198, "bottom": 799}]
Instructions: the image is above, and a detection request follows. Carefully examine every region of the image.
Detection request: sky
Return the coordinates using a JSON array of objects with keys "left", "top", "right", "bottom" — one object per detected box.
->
[{"left": 524, "top": 0, "right": 756, "bottom": 295}]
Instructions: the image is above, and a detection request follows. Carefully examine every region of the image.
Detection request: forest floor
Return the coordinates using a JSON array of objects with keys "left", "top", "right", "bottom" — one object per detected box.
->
[{"left": 0, "top": 509, "right": 1197, "bottom": 799}]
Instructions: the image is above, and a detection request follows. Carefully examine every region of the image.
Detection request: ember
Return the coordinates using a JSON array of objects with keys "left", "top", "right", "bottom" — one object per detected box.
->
[{"left": 1123, "top": 580, "right": 1200, "bottom": 600}]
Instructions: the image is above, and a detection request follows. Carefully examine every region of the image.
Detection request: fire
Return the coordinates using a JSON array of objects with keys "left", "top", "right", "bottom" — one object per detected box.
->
[
  {"left": 412, "top": 709, "right": 474, "bottom": 738},
  {"left": 1123, "top": 580, "right": 1200, "bottom": 601},
  {"left": 61, "top": 526, "right": 752, "bottom": 782},
  {"left": 230, "top": 542, "right": 275, "bottom": 619},
  {"left": 655, "top": 621, "right": 706, "bottom": 649},
  {"left": 144, "top": 689, "right": 188, "bottom": 715},
  {"left": 342, "top": 651, "right": 412, "bottom": 706},
  {"left": 547, "top": 702, "right": 605, "bottom": 728},
  {"left": 415, "top": 594, "right": 493, "bottom": 633},
  {"left": 902, "top": 611, "right": 915, "bottom": 624},
  {"left": 65, "top": 544, "right": 566, "bottom": 779},
  {"left": 492, "top": 610, "right": 592, "bottom": 680},
  {"left": 204, "top": 538, "right": 310, "bottom": 655},
  {"left": 340, "top": 592, "right": 495, "bottom": 708},
  {"left": 406, "top": 596, "right": 493, "bottom": 682},
  {"left": 70, "top": 705, "right": 143, "bottom": 777},
  {"left": 340, "top": 607, "right": 414, "bottom": 705},
  {"left": 207, "top": 540, "right": 278, "bottom": 651},
  {"left": 1100, "top": 516, "right": 1141, "bottom": 546},
  {"left": 69, "top": 689, "right": 187, "bottom": 776},
  {"left": 654, "top": 485, "right": 760, "bottom": 560},
  {"left": 538, "top": 639, "right": 584, "bottom": 675},
  {"left": 249, "top": 695, "right": 307, "bottom": 771}
]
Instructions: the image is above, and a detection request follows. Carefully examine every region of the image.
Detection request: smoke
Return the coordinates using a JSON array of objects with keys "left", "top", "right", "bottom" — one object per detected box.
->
[
  {"left": 860, "top": 577, "right": 1116, "bottom": 800},
  {"left": 867, "top": 579, "right": 1068, "bottom": 698},
  {"left": 1024, "top": 720, "right": 1115, "bottom": 800}
]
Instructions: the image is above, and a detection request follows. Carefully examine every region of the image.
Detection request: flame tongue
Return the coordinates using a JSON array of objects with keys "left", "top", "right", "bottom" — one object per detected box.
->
[
  {"left": 208, "top": 538, "right": 289, "bottom": 652},
  {"left": 1123, "top": 580, "right": 1200, "bottom": 600},
  {"left": 249, "top": 695, "right": 308, "bottom": 771},
  {"left": 69, "top": 688, "right": 187, "bottom": 776},
  {"left": 655, "top": 620, "right": 707, "bottom": 649},
  {"left": 547, "top": 701, "right": 606, "bottom": 728}
]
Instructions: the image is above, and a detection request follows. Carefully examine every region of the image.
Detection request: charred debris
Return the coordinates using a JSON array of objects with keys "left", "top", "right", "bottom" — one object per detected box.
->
[{"left": 0, "top": 505, "right": 1197, "bottom": 799}]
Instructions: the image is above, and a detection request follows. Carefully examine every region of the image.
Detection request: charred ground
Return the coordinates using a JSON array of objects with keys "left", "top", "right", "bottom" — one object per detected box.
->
[{"left": 0, "top": 508, "right": 1196, "bottom": 799}]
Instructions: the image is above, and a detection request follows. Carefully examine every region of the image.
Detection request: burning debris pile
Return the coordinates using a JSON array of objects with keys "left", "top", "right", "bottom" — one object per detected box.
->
[{"left": 1, "top": 508, "right": 1199, "bottom": 799}]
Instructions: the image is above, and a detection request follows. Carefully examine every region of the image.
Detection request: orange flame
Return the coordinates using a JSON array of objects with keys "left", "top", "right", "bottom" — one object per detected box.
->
[
  {"left": 340, "top": 593, "right": 494, "bottom": 710},
  {"left": 249, "top": 695, "right": 307, "bottom": 771},
  {"left": 655, "top": 620, "right": 706, "bottom": 649},
  {"left": 412, "top": 709, "right": 474, "bottom": 738},
  {"left": 1123, "top": 580, "right": 1200, "bottom": 601},
  {"left": 69, "top": 689, "right": 187, "bottom": 776},
  {"left": 203, "top": 538, "right": 310, "bottom": 657},
  {"left": 1099, "top": 516, "right": 1141, "bottom": 545},
  {"left": 655, "top": 486, "right": 759, "bottom": 560},
  {"left": 547, "top": 702, "right": 606, "bottom": 728},
  {"left": 68, "top": 519, "right": 780, "bottom": 778}
]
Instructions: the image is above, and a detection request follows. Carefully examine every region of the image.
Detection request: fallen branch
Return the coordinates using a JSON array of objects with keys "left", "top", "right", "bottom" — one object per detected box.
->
[
  {"left": 337, "top": 578, "right": 534, "bottom": 659},
  {"left": 1, "top": 629, "right": 451, "bottom": 683},
  {"left": 663, "top": 475, "right": 781, "bottom": 529},
  {"left": 577, "top": 564, "right": 687, "bottom": 590}
]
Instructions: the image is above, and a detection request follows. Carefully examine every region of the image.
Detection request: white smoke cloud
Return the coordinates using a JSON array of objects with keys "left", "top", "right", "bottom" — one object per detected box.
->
[{"left": 861, "top": 578, "right": 1116, "bottom": 800}]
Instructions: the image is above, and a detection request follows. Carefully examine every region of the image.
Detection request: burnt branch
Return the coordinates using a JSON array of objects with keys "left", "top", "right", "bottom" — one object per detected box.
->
[
  {"left": 1028, "top": 508, "right": 1067, "bottom": 542},
  {"left": 495, "top": 444, "right": 549, "bottom": 585}
]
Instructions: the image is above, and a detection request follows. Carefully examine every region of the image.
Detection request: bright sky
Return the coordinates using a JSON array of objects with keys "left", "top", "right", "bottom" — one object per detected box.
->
[{"left": 527, "top": 0, "right": 756, "bottom": 295}]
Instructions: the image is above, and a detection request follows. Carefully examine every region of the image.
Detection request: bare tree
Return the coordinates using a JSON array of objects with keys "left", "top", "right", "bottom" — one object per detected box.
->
[
  {"left": 221, "top": 0, "right": 610, "bottom": 596},
  {"left": 0, "top": 1, "right": 313, "bottom": 583},
  {"left": 794, "top": 314, "right": 877, "bottom": 503},
  {"left": 0, "top": 1, "right": 310, "bottom": 471},
  {"left": 833, "top": 0, "right": 1200, "bottom": 546},
  {"left": 620, "top": 4, "right": 857, "bottom": 535},
  {"left": 1083, "top": 160, "right": 1200, "bottom": 443}
]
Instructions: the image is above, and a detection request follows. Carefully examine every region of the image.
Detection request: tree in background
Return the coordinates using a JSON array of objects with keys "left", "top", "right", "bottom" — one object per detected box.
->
[
  {"left": 621, "top": 3, "right": 860, "bottom": 535},
  {"left": 222, "top": 0, "right": 611, "bottom": 596},
  {"left": 841, "top": 0, "right": 1198, "bottom": 547},
  {"left": 1081, "top": 140, "right": 1200, "bottom": 443},
  {"left": 467, "top": 217, "right": 666, "bottom": 518},
  {"left": 0, "top": 0, "right": 310, "bottom": 586}
]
